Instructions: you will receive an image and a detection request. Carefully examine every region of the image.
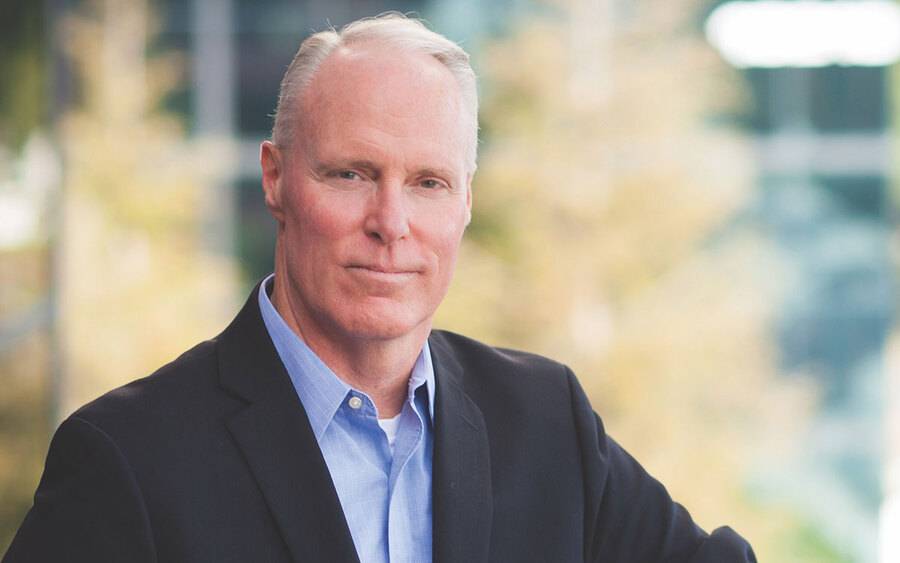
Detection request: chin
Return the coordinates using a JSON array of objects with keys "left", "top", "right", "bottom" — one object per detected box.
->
[{"left": 335, "top": 303, "right": 431, "bottom": 342}]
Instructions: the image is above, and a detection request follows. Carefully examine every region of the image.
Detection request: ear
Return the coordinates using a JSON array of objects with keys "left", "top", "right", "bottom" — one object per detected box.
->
[{"left": 260, "top": 140, "right": 286, "bottom": 224}]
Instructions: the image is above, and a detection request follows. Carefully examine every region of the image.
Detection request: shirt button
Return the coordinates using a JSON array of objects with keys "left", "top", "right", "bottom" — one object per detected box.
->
[{"left": 348, "top": 396, "right": 363, "bottom": 409}]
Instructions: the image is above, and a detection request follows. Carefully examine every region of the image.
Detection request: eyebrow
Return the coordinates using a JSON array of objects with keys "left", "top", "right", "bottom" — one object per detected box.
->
[
  {"left": 417, "top": 167, "right": 457, "bottom": 181},
  {"left": 314, "top": 159, "right": 381, "bottom": 178}
]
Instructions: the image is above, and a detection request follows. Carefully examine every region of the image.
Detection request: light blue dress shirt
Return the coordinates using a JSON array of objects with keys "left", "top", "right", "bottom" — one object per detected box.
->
[{"left": 258, "top": 275, "right": 434, "bottom": 563}]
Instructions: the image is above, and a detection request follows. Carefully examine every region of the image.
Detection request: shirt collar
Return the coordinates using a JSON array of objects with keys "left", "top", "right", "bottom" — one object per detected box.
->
[{"left": 257, "top": 274, "right": 436, "bottom": 440}]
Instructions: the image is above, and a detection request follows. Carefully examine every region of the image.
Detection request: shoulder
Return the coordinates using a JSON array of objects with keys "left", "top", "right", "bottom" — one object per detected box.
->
[
  {"left": 69, "top": 338, "right": 238, "bottom": 444},
  {"left": 429, "top": 329, "right": 588, "bottom": 426}
]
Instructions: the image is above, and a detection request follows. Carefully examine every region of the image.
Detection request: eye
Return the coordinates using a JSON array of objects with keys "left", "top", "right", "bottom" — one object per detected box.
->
[
  {"left": 419, "top": 178, "right": 448, "bottom": 190},
  {"left": 337, "top": 170, "right": 361, "bottom": 181}
]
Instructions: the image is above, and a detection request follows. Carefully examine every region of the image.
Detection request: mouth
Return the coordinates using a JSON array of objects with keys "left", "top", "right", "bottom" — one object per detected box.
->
[
  {"left": 345, "top": 265, "right": 422, "bottom": 282},
  {"left": 346, "top": 264, "right": 422, "bottom": 275}
]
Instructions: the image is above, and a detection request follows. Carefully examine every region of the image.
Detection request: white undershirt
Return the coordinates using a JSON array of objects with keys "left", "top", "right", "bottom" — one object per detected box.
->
[{"left": 377, "top": 413, "right": 402, "bottom": 452}]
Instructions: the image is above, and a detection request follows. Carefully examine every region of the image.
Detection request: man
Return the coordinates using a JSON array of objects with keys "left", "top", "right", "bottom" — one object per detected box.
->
[{"left": 4, "top": 14, "right": 756, "bottom": 563}]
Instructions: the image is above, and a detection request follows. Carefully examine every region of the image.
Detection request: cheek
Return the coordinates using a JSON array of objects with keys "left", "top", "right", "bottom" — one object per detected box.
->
[
  {"left": 420, "top": 208, "right": 467, "bottom": 270},
  {"left": 286, "top": 189, "right": 362, "bottom": 244}
]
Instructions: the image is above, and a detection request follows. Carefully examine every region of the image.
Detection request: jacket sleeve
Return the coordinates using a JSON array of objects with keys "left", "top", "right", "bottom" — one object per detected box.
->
[
  {"left": 2, "top": 416, "right": 157, "bottom": 563},
  {"left": 566, "top": 367, "right": 757, "bottom": 563}
]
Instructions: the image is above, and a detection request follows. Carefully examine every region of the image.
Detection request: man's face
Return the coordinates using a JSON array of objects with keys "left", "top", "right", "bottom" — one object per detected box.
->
[{"left": 261, "top": 44, "right": 473, "bottom": 346}]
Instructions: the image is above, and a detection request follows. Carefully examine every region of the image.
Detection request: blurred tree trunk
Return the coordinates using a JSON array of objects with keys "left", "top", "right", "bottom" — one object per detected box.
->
[{"left": 56, "top": 0, "right": 238, "bottom": 414}]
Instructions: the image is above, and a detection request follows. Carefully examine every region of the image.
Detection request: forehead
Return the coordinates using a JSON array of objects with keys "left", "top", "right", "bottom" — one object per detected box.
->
[
  {"left": 297, "top": 44, "right": 469, "bottom": 167},
  {"left": 307, "top": 43, "right": 462, "bottom": 117}
]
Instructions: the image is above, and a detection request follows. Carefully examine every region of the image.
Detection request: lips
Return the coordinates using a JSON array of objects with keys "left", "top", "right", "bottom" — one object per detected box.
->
[
  {"left": 345, "top": 265, "right": 420, "bottom": 290},
  {"left": 346, "top": 263, "right": 422, "bottom": 275}
]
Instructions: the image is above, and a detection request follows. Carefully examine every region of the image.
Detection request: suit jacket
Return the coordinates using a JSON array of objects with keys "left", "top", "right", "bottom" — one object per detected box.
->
[{"left": 4, "top": 285, "right": 756, "bottom": 563}]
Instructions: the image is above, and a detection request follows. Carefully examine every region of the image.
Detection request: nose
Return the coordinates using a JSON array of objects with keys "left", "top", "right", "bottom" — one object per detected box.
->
[{"left": 364, "top": 182, "right": 410, "bottom": 245}]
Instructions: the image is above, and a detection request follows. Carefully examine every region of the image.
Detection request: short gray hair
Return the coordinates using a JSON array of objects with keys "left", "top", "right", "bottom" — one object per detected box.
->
[{"left": 271, "top": 13, "right": 479, "bottom": 171}]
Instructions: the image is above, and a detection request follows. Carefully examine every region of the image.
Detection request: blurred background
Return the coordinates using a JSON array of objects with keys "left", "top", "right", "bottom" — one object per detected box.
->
[{"left": 1, "top": 0, "right": 898, "bottom": 560}]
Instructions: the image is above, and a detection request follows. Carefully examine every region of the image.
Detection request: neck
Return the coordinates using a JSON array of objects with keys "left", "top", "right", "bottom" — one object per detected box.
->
[{"left": 269, "top": 275, "right": 428, "bottom": 419}]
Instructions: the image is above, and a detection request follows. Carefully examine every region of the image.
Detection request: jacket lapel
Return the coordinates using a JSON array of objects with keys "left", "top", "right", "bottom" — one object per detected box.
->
[
  {"left": 216, "top": 285, "right": 360, "bottom": 563},
  {"left": 429, "top": 332, "right": 493, "bottom": 563}
]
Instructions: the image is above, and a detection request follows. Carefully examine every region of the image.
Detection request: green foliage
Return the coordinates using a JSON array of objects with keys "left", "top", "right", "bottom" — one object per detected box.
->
[
  {"left": 0, "top": 2, "right": 45, "bottom": 149},
  {"left": 773, "top": 520, "right": 855, "bottom": 563}
]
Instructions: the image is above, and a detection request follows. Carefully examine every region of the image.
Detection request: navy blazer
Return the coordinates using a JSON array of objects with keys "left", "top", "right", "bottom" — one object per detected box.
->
[{"left": 4, "top": 285, "right": 756, "bottom": 562}]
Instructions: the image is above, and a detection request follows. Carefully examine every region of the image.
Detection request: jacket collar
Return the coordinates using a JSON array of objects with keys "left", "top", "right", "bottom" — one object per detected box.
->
[
  {"left": 429, "top": 331, "right": 494, "bottom": 563},
  {"left": 216, "top": 282, "right": 360, "bottom": 563}
]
